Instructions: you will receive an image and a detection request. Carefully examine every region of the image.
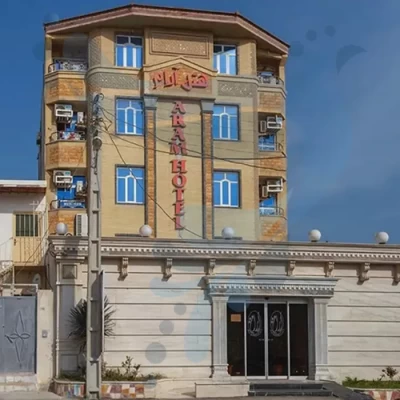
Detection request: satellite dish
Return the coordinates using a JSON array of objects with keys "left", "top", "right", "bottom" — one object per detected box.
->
[{"left": 32, "top": 273, "right": 41, "bottom": 287}]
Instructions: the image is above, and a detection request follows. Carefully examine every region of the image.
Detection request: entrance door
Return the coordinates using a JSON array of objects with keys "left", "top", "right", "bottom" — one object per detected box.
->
[
  {"left": 227, "top": 301, "right": 309, "bottom": 378},
  {"left": 0, "top": 296, "right": 37, "bottom": 373},
  {"left": 268, "top": 303, "right": 288, "bottom": 376}
]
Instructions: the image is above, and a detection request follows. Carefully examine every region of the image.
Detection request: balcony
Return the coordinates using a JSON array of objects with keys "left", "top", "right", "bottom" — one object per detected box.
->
[
  {"left": 258, "top": 135, "right": 285, "bottom": 152},
  {"left": 48, "top": 58, "right": 88, "bottom": 73},
  {"left": 50, "top": 130, "right": 86, "bottom": 142},
  {"left": 259, "top": 206, "right": 284, "bottom": 217},
  {"left": 257, "top": 72, "right": 285, "bottom": 88},
  {"left": 46, "top": 138, "right": 87, "bottom": 170}
]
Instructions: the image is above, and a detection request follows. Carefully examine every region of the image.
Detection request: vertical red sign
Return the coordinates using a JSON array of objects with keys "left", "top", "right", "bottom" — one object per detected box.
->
[{"left": 170, "top": 101, "right": 187, "bottom": 230}]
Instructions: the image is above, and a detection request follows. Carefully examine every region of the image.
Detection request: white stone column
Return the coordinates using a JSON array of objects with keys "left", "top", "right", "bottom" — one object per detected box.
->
[
  {"left": 211, "top": 295, "right": 230, "bottom": 379},
  {"left": 311, "top": 298, "right": 330, "bottom": 380}
]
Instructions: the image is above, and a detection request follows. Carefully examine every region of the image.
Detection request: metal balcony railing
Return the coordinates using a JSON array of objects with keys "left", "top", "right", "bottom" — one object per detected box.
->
[
  {"left": 259, "top": 206, "right": 284, "bottom": 216},
  {"left": 50, "top": 131, "right": 86, "bottom": 142},
  {"left": 257, "top": 72, "right": 285, "bottom": 87},
  {"left": 48, "top": 58, "right": 88, "bottom": 73},
  {"left": 258, "top": 138, "right": 284, "bottom": 152},
  {"left": 51, "top": 199, "right": 86, "bottom": 210}
]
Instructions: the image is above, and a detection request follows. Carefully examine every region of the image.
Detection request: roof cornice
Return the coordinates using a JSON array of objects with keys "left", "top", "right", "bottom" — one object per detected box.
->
[
  {"left": 44, "top": 4, "right": 288, "bottom": 53},
  {"left": 49, "top": 237, "right": 400, "bottom": 264}
]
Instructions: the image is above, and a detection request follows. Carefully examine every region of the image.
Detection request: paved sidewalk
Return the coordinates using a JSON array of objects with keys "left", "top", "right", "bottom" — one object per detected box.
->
[{"left": 0, "top": 392, "right": 63, "bottom": 400}]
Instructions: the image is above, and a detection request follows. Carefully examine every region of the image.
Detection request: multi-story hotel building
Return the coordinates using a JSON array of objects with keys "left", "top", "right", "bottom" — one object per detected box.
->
[
  {"left": 32, "top": 3, "right": 400, "bottom": 396},
  {"left": 38, "top": 3, "right": 288, "bottom": 241}
]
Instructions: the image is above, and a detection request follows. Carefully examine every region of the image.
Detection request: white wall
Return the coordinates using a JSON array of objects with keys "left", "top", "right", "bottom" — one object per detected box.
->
[
  {"left": 328, "top": 264, "right": 400, "bottom": 382},
  {"left": 0, "top": 193, "right": 46, "bottom": 262}
]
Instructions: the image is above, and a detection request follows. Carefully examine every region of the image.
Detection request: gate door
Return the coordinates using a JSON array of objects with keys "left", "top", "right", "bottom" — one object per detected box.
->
[{"left": 0, "top": 296, "right": 37, "bottom": 373}]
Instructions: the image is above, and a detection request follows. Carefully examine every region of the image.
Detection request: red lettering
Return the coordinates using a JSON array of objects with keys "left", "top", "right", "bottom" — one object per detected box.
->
[
  {"left": 171, "top": 159, "right": 187, "bottom": 174},
  {"left": 171, "top": 101, "right": 186, "bottom": 114},
  {"left": 170, "top": 143, "right": 181, "bottom": 155},
  {"left": 175, "top": 215, "right": 184, "bottom": 230},
  {"left": 175, "top": 201, "right": 185, "bottom": 215},
  {"left": 174, "top": 188, "right": 185, "bottom": 202},
  {"left": 172, "top": 174, "right": 187, "bottom": 188},
  {"left": 171, "top": 127, "right": 186, "bottom": 142},
  {"left": 172, "top": 114, "right": 186, "bottom": 127}
]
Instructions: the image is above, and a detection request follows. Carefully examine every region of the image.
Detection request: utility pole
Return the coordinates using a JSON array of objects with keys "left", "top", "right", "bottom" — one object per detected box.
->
[{"left": 86, "top": 93, "right": 104, "bottom": 400}]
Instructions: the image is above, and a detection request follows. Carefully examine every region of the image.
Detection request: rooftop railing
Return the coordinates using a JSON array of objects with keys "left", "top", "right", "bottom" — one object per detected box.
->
[{"left": 48, "top": 58, "right": 88, "bottom": 73}]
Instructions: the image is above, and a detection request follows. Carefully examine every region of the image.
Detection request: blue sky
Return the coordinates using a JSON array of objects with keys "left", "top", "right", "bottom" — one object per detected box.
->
[{"left": 0, "top": 0, "right": 399, "bottom": 243}]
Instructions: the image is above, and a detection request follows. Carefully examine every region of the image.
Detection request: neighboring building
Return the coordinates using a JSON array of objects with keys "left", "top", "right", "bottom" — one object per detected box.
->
[
  {"left": 37, "top": 3, "right": 400, "bottom": 395},
  {"left": 0, "top": 180, "right": 48, "bottom": 292}
]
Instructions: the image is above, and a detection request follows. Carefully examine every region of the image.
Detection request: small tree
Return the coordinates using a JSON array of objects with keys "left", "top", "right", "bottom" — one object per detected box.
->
[{"left": 68, "top": 296, "right": 115, "bottom": 354}]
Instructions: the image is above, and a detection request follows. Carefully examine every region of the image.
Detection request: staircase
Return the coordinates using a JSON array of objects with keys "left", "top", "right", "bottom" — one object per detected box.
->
[
  {"left": 248, "top": 382, "right": 335, "bottom": 397},
  {"left": 0, "top": 374, "right": 38, "bottom": 392}
]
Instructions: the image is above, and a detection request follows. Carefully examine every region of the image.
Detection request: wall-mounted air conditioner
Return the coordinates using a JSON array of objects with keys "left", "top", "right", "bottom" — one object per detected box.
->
[
  {"left": 55, "top": 104, "right": 73, "bottom": 119},
  {"left": 75, "top": 213, "right": 88, "bottom": 236},
  {"left": 261, "top": 179, "right": 283, "bottom": 197},
  {"left": 53, "top": 170, "right": 72, "bottom": 187},
  {"left": 266, "top": 116, "right": 283, "bottom": 130}
]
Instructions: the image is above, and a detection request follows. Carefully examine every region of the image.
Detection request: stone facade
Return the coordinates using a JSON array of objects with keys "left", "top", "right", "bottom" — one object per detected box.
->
[{"left": 46, "top": 141, "right": 87, "bottom": 170}]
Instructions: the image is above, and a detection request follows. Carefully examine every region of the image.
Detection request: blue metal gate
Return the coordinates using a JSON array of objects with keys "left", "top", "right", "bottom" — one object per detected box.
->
[{"left": 0, "top": 296, "right": 36, "bottom": 373}]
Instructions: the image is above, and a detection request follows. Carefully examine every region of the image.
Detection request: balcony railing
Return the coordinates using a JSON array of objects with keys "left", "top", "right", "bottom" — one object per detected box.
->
[
  {"left": 258, "top": 138, "right": 284, "bottom": 152},
  {"left": 51, "top": 199, "right": 86, "bottom": 210},
  {"left": 259, "top": 206, "right": 284, "bottom": 216},
  {"left": 48, "top": 58, "right": 88, "bottom": 73},
  {"left": 50, "top": 131, "right": 86, "bottom": 142},
  {"left": 257, "top": 73, "right": 285, "bottom": 87}
]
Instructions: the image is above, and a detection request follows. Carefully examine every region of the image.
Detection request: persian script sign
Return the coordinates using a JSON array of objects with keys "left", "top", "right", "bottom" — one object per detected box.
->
[{"left": 150, "top": 67, "right": 209, "bottom": 91}]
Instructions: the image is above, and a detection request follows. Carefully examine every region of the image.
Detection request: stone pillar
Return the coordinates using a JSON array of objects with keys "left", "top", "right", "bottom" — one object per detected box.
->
[
  {"left": 211, "top": 295, "right": 230, "bottom": 379},
  {"left": 144, "top": 96, "right": 157, "bottom": 237},
  {"left": 311, "top": 298, "right": 330, "bottom": 380},
  {"left": 200, "top": 100, "right": 214, "bottom": 239}
]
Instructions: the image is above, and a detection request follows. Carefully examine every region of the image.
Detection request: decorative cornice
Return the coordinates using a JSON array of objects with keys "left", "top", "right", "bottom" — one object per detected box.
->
[
  {"left": 325, "top": 261, "right": 335, "bottom": 277},
  {"left": 205, "top": 276, "right": 338, "bottom": 298},
  {"left": 358, "top": 262, "right": 370, "bottom": 283},
  {"left": 287, "top": 260, "right": 296, "bottom": 276},
  {"left": 394, "top": 264, "right": 400, "bottom": 284},
  {"left": 119, "top": 257, "right": 128, "bottom": 280},
  {"left": 163, "top": 258, "right": 173, "bottom": 281},
  {"left": 49, "top": 237, "right": 400, "bottom": 265},
  {"left": 247, "top": 259, "right": 257, "bottom": 276},
  {"left": 207, "top": 259, "right": 216, "bottom": 276}
]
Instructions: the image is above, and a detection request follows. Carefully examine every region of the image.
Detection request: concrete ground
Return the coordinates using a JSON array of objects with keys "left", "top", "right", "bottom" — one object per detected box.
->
[{"left": 0, "top": 392, "right": 63, "bottom": 400}]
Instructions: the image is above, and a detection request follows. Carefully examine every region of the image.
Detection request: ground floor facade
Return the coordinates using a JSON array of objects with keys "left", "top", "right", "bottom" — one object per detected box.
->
[{"left": 47, "top": 237, "right": 400, "bottom": 387}]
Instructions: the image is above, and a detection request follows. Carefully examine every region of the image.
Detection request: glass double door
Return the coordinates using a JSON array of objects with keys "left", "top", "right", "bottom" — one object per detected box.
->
[{"left": 227, "top": 301, "right": 309, "bottom": 378}]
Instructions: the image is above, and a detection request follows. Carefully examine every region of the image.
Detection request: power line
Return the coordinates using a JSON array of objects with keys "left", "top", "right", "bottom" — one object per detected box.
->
[
  {"left": 107, "top": 129, "right": 203, "bottom": 239},
  {"left": 100, "top": 105, "right": 287, "bottom": 165}
]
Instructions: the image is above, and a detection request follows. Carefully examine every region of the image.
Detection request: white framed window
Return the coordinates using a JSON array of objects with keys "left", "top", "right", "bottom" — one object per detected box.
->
[
  {"left": 116, "top": 99, "right": 144, "bottom": 135},
  {"left": 213, "top": 171, "right": 239, "bottom": 207},
  {"left": 115, "top": 35, "right": 143, "bottom": 68},
  {"left": 213, "top": 44, "right": 237, "bottom": 75},
  {"left": 116, "top": 167, "right": 145, "bottom": 204},
  {"left": 213, "top": 105, "right": 238, "bottom": 140}
]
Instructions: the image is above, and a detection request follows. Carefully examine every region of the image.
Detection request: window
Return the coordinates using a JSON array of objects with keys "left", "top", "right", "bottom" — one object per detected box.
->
[
  {"left": 15, "top": 214, "right": 39, "bottom": 237},
  {"left": 116, "top": 35, "right": 143, "bottom": 68},
  {"left": 116, "top": 167, "right": 145, "bottom": 204},
  {"left": 116, "top": 99, "right": 144, "bottom": 135},
  {"left": 213, "top": 105, "right": 238, "bottom": 140},
  {"left": 213, "top": 171, "right": 239, "bottom": 207},
  {"left": 213, "top": 44, "right": 237, "bottom": 75},
  {"left": 258, "top": 134, "right": 276, "bottom": 151},
  {"left": 259, "top": 193, "right": 278, "bottom": 216}
]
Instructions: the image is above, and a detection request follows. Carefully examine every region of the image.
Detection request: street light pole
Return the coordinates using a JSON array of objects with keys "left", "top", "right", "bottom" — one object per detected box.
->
[{"left": 86, "top": 93, "right": 104, "bottom": 400}]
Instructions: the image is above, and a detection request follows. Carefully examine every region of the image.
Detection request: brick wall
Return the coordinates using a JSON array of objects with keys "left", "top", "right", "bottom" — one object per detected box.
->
[
  {"left": 48, "top": 209, "right": 81, "bottom": 235},
  {"left": 202, "top": 112, "right": 213, "bottom": 239},
  {"left": 46, "top": 142, "right": 87, "bottom": 170},
  {"left": 260, "top": 217, "right": 287, "bottom": 241},
  {"left": 258, "top": 91, "right": 285, "bottom": 115},
  {"left": 45, "top": 76, "right": 86, "bottom": 103},
  {"left": 145, "top": 109, "right": 156, "bottom": 236}
]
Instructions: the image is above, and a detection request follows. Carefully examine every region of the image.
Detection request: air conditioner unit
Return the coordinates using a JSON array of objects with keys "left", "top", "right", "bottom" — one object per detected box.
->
[
  {"left": 75, "top": 213, "right": 88, "bottom": 236},
  {"left": 55, "top": 104, "right": 73, "bottom": 119},
  {"left": 53, "top": 170, "right": 73, "bottom": 187},
  {"left": 261, "top": 179, "right": 283, "bottom": 197},
  {"left": 266, "top": 116, "right": 283, "bottom": 130}
]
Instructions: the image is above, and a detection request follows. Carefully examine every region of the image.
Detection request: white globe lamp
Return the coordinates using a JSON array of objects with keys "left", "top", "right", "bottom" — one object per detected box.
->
[
  {"left": 375, "top": 232, "right": 389, "bottom": 245},
  {"left": 308, "top": 229, "right": 321, "bottom": 243},
  {"left": 139, "top": 224, "right": 152, "bottom": 237},
  {"left": 56, "top": 222, "right": 68, "bottom": 235},
  {"left": 222, "top": 227, "right": 235, "bottom": 239}
]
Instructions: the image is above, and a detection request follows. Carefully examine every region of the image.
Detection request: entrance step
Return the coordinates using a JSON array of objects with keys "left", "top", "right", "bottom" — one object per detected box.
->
[
  {"left": 249, "top": 382, "right": 334, "bottom": 397},
  {"left": 0, "top": 374, "right": 37, "bottom": 392}
]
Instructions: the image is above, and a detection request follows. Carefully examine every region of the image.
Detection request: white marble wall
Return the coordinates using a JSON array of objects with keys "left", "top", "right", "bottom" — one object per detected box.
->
[{"left": 327, "top": 264, "right": 400, "bottom": 381}]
